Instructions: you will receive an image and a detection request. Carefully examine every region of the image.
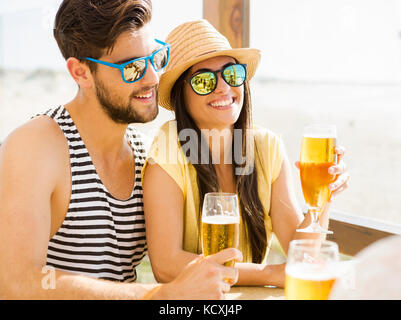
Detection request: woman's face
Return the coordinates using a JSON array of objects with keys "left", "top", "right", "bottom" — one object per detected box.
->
[{"left": 183, "top": 56, "right": 244, "bottom": 131}]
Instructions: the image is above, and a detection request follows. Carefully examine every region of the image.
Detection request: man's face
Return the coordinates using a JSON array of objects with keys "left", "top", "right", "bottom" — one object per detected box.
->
[{"left": 92, "top": 24, "right": 160, "bottom": 124}]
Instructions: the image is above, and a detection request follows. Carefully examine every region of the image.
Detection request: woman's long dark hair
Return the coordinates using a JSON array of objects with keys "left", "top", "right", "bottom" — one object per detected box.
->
[{"left": 171, "top": 68, "right": 267, "bottom": 263}]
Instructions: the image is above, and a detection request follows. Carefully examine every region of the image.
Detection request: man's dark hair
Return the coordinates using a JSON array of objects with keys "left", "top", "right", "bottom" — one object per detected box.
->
[{"left": 54, "top": 0, "right": 152, "bottom": 72}]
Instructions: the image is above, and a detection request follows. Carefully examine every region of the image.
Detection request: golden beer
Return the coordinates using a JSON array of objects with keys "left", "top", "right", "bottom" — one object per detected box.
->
[
  {"left": 201, "top": 215, "right": 239, "bottom": 267},
  {"left": 285, "top": 264, "right": 336, "bottom": 300},
  {"left": 300, "top": 136, "right": 336, "bottom": 211}
]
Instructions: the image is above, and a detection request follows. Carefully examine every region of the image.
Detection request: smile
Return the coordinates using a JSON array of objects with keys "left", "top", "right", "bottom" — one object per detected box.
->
[
  {"left": 134, "top": 91, "right": 153, "bottom": 99},
  {"left": 209, "top": 97, "right": 235, "bottom": 108}
]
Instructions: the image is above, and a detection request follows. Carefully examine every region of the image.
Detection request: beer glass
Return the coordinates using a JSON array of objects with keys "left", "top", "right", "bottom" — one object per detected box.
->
[
  {"left": 297, "top": 124, "right": 337, "bottom": 234},
  {"left": 201, "top": 192, "right": 240, "bottom": 267},
  {"left": 285, "top": 239, "right": 339, "bottom": 300}
]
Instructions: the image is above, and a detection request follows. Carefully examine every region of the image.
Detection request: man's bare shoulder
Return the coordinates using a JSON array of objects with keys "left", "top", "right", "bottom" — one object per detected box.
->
[
  {"left": 2, "top": 115, "right": 65, "bottom": 148},
  {"left": 0, "top": 115, "right": 68, "bottom": 174}
]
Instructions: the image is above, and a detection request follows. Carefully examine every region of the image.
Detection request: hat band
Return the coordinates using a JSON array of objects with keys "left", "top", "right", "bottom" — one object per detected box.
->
[{"left": 194, "top": 49, "right": 220, "bottom": 58}]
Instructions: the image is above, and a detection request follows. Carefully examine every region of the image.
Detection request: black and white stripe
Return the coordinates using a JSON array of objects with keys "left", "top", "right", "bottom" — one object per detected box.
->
[{"left": 43, "top": 106, "right": 147, "bottom": 282}]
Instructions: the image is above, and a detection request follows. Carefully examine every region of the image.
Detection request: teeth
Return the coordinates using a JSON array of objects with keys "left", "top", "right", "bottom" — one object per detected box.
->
[
  {"left": 210, "top": 98, "right": 233, "bottom": 107},
  {"left": 135, "top": 92, "right": 152, "bottom": 98}
]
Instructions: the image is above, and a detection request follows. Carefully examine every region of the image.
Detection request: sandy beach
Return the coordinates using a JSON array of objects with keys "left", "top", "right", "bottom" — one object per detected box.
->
[{"left": 1, "top": 69, "right": 400, "bottom": 226}]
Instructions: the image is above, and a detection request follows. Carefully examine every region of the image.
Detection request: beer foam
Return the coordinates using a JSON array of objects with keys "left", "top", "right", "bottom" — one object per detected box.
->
[
  {"left": 302, "top": 133, "right": 337, "bottom": 139},
  {"left": 202, "top": 215, "right": 240, "bottom": 224},
  {"left": 286, "top": 263, "right": 337, "bottom": 281}
]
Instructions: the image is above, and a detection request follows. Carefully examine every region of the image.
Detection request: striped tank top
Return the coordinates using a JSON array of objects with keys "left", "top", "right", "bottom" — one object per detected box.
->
[{"left": 43, "top": 106, "right": 147, "bottom": 282}]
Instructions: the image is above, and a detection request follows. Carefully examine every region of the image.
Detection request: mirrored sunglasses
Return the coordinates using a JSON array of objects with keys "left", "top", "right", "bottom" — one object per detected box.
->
[
  {"left": 187, "top": 63, "right": 247, "bottom": 95},
  {"left": 81, "top": 39, "right": 170, "bottom": 83}
]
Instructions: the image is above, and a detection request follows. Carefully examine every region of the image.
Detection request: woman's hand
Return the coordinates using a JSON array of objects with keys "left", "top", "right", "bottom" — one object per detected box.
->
[{"left": 327, "top": 146, "right": 349, "bottom": 200}]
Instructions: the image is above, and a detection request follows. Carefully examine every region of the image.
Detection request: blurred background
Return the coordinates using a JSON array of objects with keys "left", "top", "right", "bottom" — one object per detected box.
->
[{"left": 1, "top": 0, "right": 400, "bottom": 230}]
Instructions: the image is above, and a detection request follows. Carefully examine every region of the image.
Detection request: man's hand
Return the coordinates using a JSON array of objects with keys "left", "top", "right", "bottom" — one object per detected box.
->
[{"left": 151, "top": 248, "right": 243, "bottom": 300}]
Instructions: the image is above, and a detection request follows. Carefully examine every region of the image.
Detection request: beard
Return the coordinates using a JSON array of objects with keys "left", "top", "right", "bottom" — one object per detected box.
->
[{"left": 94, "top": 77, "right": 159, "bottom": 124}]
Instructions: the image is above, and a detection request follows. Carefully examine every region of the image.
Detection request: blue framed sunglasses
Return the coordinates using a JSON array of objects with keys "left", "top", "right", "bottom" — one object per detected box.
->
[{"left": 81, "top": 39, "right": 170, "bottom": 84}]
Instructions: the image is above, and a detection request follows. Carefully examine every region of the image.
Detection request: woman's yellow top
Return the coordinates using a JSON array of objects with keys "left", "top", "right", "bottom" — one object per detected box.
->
[{"left": 142, "top": 120, "right": 284, "bottom": 262}]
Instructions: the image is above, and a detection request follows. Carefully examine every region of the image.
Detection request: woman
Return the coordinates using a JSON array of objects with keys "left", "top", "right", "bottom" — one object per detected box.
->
[{"left": 142, "top": 19, "right": 349, "bottom": 287}]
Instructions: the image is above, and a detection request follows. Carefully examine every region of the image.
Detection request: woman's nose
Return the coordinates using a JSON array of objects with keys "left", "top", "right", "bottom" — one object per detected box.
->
[{"left": 213, "top": 73, "right": 230, "bottom": 94}]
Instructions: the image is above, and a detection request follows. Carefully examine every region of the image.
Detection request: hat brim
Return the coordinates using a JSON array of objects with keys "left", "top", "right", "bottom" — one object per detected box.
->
[{"left": 158, "top": 47, "right": 261, "bottom": 110}]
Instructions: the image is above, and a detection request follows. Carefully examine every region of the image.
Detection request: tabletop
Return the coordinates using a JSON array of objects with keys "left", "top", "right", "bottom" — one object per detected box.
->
[{"left": 225, "top": 286, "right": 285, "bottom": 300}]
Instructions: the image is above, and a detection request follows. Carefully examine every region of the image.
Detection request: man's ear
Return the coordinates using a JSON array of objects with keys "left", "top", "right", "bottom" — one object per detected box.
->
[{"left": 66, "top": 57, "right": 93, "bottom": 89}]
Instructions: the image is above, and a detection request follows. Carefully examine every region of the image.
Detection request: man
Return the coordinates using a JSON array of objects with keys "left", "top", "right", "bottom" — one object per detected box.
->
[{"left": 0, "top": 0, "right": 241, "bottom": 299}]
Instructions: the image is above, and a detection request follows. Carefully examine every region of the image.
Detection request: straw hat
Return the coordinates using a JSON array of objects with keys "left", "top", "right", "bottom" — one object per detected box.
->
[{"left": 158, "top": 19, "right": 261, "bottom": 111}]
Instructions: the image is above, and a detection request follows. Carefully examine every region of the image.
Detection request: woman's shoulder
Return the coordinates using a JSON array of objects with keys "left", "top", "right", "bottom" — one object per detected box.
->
[
  {"left": 152, "top": 120, "right": 179, "bottom": 144},
  {"left": 158, "top": 120, "right": 178, "bottom": 133},
  {"left": 252, "top": 124, "right": 282, "bottom": 146},
  {"left": 252, "top": 125, "right": 285, "bottom": 182},
  {"left": 148, "top": 120, "right": 189, "bottom": 165}
]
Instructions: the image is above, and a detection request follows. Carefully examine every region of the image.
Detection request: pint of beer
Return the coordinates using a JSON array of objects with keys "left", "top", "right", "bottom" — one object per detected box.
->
[
  {"left": 285, "top": 264, "right": 337, "bottom": 300},
  {"left": 201, "top": 193, "right": 240, "bottom": 267},
  {"left": 300, "top": 125, "right": 337, "bottom": 212},
  {"left": 201, "top": 215, "right": 239, "bottom": 267},
  {"left": 285, "top": 240, "right": 339, "bottom": 300}
]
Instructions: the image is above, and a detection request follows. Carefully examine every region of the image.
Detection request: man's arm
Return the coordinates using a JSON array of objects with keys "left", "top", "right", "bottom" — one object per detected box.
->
[{"left": 0, "top": 117, "right": 149, "bottom": 299}]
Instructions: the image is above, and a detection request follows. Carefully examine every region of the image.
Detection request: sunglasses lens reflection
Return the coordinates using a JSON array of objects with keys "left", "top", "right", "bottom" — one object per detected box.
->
[
  {"left": 153, "top": 46, "right": 169, "bottom": 71},
  {"left": 190, "top": 72, "right": 217, "bottom": 95},
  {"left": 123, "top": 59, "right": 146, "bottom": 82},
  {"left": 223, "top": 64, "right": 246, "bottom": 87}
]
